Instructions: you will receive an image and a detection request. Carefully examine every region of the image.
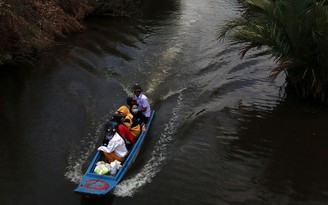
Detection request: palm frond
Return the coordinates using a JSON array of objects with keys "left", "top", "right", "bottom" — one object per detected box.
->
[{"left": 219, "top": 0, "right": 328, "bottom": 103}]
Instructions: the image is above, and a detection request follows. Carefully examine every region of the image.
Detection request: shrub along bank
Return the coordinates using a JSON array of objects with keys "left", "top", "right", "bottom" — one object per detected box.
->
[{"left": 0, "top": 0, "right": 134, "bottom": 65}]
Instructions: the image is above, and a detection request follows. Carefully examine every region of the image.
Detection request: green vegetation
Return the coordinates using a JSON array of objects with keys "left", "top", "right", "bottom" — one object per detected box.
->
[
  {"left": 0, "top": 0, "right": 134, "bottom": 65},
  {"left": 219, "top": 0, "right": 328, "bottom": 104}
]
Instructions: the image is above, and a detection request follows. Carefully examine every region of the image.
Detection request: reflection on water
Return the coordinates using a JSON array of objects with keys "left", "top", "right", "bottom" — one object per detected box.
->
[
  {"left": 224, "top": 100, "right": 328, "bottom": 204},
  {"left": 1, "top": 0, "right": 328, "bottom": 205}
]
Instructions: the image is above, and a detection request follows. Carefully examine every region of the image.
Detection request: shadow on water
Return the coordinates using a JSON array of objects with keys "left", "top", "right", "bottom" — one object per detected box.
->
[{"left": 80, "top": 194, "right": 114, "bottom": 205}]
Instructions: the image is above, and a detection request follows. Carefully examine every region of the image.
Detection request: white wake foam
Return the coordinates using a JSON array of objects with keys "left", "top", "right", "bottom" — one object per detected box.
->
[
  {"left": 64, "top": 111, "right": 113, "bottom": 184},
  {"left": 113, "top": 93, "right": 183, "bottom": 197}
]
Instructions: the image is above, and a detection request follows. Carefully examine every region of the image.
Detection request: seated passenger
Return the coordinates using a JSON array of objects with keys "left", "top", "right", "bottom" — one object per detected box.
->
[
  {"left": 112, "top": 114, "right": 135, "bottom": 144},
  {"left": 126, "top": 97, "right": 136, "bottom": 109},
  {"left": 127, "top": 97, "right": 145, "bottom": 129},
  {"left": 116, "top": 105, "right": 141, "bottom": 138},
  {"left": 98, "top": 125, "right": 127, "bottom": 163},
  {"left": 98, "top": 115, "right": 135, "bottom": 163}
]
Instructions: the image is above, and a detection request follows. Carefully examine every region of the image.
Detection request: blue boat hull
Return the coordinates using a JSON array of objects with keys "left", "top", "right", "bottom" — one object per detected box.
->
[{"left": 74, "top": 110, "right": 155, "bottom": 196}]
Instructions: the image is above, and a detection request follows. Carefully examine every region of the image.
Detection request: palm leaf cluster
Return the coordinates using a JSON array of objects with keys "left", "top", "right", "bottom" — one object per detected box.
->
[{"left": 219, "top": 0, "right": 328, "bottom": 103}]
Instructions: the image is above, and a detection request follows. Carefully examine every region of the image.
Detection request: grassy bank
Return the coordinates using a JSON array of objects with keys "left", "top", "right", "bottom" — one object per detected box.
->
[{"left": 0, "top": 0, "right": 134, "bottom": 65}]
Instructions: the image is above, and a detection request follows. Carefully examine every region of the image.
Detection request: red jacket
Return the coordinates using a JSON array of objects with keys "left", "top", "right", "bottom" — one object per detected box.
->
[{"left": 117, "top": 124, "right": 135, "bottom": 143}]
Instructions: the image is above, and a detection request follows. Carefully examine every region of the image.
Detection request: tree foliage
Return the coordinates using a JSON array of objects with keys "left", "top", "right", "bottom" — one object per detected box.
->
[
  {"left": 0, "top": 0, "right": 132, "bottom": 65},
  {"left": 219, "top": 0, "right": 328, "bottom": 104}
]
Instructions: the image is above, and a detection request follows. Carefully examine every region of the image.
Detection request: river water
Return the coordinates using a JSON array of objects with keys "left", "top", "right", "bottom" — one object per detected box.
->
[{"left": 1, "top": 0, "right": 328, "bottom": 204}]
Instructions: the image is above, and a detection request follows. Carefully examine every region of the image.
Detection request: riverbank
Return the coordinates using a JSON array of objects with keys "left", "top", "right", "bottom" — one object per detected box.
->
[{"left": 0, "top": 0, "right": 136, "bottom": 66}]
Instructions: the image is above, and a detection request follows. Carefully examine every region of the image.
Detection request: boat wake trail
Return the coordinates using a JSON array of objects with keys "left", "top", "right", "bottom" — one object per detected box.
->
[
  {"left": 113, "top": 93, "right": 183, "bottom": 197},
  {"left": 64, "top": 125, "right": 100, "bottom": 184},
  {"left": 64, "top": 112, "right": 112, "bottom": 184}
]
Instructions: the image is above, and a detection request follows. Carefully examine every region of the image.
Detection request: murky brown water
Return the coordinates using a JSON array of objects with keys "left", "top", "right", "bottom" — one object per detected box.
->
[{"left": 1, "top": 0, "right": 328, "bottom": 205}]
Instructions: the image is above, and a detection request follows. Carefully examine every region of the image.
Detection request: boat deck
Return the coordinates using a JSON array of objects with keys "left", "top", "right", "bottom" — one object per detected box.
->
[{"left": 74, "top": 110, "right": 155, "bottom": 196}]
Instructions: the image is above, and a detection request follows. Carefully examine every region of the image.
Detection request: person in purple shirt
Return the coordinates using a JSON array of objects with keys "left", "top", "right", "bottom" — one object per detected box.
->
[{"left": 132, "top": 83, "right": 151, "bottom": 125}]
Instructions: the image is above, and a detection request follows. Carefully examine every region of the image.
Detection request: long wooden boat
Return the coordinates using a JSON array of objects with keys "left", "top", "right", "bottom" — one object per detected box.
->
[{"left": 74, "top": 110, "right": 155, "bottom": 196}]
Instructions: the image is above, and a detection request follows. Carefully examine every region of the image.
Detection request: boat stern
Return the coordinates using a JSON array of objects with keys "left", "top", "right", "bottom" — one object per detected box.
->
[{"left": 74, "top": 173, "right": 117, "bottom": 196}]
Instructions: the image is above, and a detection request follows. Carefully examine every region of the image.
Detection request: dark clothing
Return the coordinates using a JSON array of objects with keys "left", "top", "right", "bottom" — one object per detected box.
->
[{"left": 134, "top": 112, "right": 149, "bottom": 125}]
